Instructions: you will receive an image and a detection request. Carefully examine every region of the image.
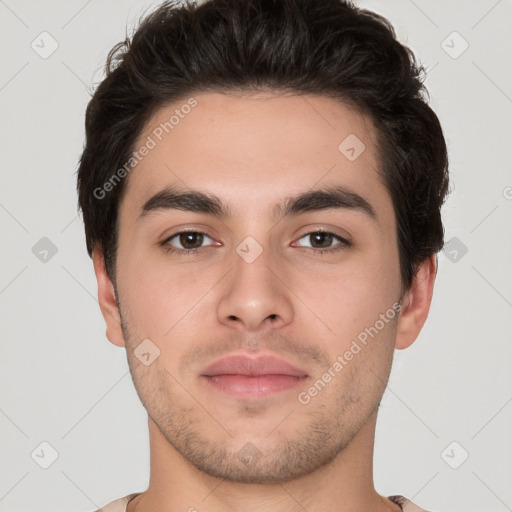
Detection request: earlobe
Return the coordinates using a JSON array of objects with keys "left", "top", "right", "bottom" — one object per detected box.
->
[
  {"left": 92, "top": 247, "right": 126, "bottom": 348},
  {"left": 394, "top": 254, "right": 437, "bottom": 350}
]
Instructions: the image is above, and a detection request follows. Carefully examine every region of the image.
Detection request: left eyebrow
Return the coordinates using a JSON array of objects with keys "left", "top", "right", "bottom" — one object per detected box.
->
[{"left": 138, "top": 184, "right": 378, "bottom": 223}]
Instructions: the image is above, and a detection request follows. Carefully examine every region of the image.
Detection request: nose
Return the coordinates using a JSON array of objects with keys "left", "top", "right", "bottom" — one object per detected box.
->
[{"left": 216, "top": 247, "right": 294, "bottom": 332}]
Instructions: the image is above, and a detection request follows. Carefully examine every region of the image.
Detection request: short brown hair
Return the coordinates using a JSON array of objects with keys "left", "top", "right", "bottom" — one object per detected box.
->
[{"left": 76, "top": 0, "right": 450, "bottom": 294}]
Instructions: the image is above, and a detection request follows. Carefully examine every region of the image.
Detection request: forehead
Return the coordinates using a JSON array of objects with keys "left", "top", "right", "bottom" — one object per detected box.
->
[{"left": 119, "top": 91, "right": 393, "bottom": 229}]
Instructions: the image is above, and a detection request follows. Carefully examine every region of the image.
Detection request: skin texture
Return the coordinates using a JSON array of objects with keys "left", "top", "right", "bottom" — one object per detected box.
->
[{"left": 93, "top": 91, "right": 436, "bottom": 512}]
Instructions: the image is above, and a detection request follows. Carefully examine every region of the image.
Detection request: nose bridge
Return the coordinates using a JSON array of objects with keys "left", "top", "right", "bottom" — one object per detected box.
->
[{"left": 216, "top": 234, "right": 293, "bottom": 331}]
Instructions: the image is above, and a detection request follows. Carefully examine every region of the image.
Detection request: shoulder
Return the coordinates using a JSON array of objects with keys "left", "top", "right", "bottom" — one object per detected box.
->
[
  {"left": 94, "top": 492, "right": 142, "bottom": 512},
  {"left": 388, "top": 495, "right": 432, "bottom": 512}
]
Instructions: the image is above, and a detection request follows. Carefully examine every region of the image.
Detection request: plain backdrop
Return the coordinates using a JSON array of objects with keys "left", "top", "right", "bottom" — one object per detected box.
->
[{"left": 0, "top": 1, "right": 511, "bottom": 511}]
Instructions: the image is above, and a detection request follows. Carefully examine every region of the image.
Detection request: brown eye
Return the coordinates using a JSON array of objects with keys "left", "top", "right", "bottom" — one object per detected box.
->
[
  {"left": 295, "top": 231, "right": 350, "bottom": 252},
  {"left": 163, "top": 231, "right": 215, "bottom": 254},
  {"left": 177, "top": 232, "right": 205, "bottom": 249},
  {"left": 309, "top": 232, "right": 334, "bottom": 248}
]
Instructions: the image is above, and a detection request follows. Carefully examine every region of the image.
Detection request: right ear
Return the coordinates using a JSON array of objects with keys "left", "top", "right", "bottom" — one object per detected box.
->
[{"left": 92, "top": 247, "right": 126, "bottom": 348}]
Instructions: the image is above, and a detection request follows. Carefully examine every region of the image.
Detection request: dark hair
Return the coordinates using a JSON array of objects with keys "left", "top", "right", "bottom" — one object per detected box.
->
[{"left": 76, "top": 0, "right": 450, "bottom": 295}]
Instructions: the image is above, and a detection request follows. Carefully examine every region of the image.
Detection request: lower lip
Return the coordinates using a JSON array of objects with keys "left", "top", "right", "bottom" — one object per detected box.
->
[{"left": 201, "top": 374, "right": 307, "bottom": 400}]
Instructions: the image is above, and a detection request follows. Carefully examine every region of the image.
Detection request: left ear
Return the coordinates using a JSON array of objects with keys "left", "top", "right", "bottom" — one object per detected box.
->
[{"left": 394, "top": 253, "right": 437, "bottom": 350}]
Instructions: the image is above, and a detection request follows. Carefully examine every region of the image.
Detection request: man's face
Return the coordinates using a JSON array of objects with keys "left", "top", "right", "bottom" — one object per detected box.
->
[{"left": 111, "top": 91, "right": 404, "bottom": 483}]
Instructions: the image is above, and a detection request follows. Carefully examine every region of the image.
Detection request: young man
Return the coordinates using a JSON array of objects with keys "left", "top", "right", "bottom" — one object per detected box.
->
[{"left": 77, "top": 0, "right": 450, "bottom": 510}]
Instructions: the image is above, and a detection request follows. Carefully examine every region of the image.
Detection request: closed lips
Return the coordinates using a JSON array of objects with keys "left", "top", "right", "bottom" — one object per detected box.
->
[{"left": 200, "top": 354, "right": 308, "bottom": 378}]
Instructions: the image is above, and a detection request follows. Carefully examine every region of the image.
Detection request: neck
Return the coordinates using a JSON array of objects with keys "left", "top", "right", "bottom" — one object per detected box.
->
[{"left": 127, "top": 409, "right": 400, "bottom": 512}]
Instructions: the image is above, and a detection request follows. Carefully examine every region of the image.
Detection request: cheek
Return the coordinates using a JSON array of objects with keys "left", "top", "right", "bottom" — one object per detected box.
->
[
  {"left": 118, "top": 249, "right": 216, "bottom": 341},
  {"left": 296, "top": 257, "right": 400, "bottom": 351}
]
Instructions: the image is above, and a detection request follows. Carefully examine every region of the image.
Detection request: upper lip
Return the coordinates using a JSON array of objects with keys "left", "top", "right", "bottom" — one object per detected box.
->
[{"left": 200, "top": 353, "right": 308, "bottom": 377}]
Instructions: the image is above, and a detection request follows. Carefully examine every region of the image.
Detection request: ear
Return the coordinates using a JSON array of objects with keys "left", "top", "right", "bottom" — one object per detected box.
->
[
  {"left": 92, "top": 247, "right": 126, "bottom": 348},
  {"left": 394, "top": 253, "right": 437, "bottom": 350}
]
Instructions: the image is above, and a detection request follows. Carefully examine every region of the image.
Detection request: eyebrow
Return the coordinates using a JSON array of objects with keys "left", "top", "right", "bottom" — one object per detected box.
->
[{"left": 138, "top": 184, "right": 378, "bottom": 223}]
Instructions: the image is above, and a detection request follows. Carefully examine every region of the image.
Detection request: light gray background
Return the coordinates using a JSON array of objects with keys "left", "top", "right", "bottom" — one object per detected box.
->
[{"left": 1, "top": 0, "right": 511, "bottom": 511}]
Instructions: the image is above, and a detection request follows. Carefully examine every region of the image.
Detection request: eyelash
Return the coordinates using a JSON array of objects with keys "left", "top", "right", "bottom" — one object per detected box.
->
[{"left": 160, "top": 230, "right": 351, "bottom": 256}]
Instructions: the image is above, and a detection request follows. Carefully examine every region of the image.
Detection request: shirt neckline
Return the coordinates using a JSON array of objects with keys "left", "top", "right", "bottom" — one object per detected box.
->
[
  {"left": 126, "top": 493, "right": 405, "bottom": 511},
  {"left": 388, "top": 495, "right": 405, "bottom": 510}
]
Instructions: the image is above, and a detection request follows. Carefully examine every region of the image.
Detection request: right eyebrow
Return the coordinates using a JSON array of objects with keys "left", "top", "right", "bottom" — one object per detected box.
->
[{"left": 138, "top": 187, "right": 232, "bottom": 221}]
